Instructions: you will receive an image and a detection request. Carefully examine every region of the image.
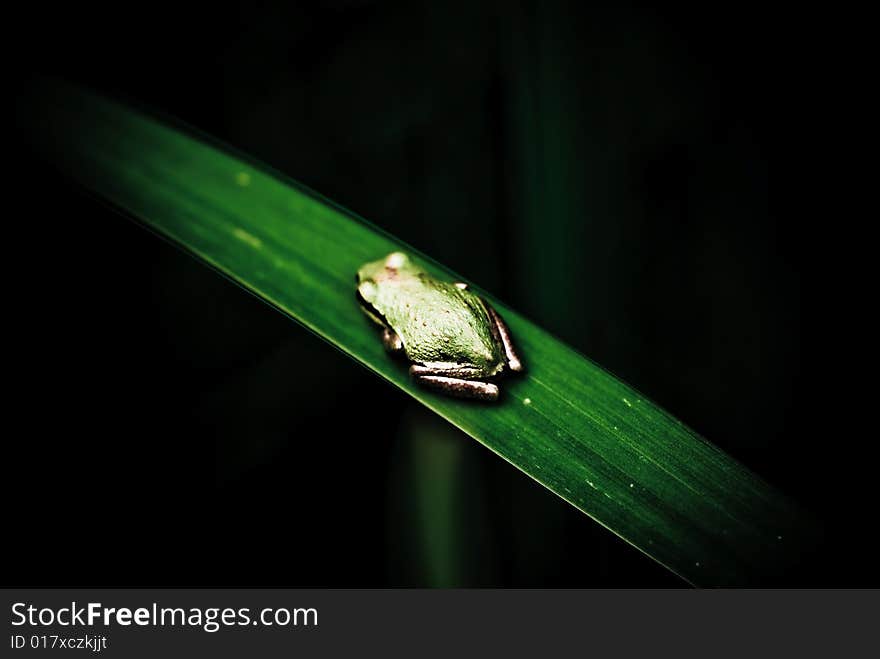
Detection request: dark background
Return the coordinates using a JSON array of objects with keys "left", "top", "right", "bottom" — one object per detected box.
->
[{"left": 8, "top": 1, "right": 866, "bottom": 586}]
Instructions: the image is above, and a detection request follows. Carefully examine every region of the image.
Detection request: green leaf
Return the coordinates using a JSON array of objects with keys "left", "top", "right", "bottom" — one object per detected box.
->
[{"left": 20, "top": 79, "right": 817, "bottom": 586}]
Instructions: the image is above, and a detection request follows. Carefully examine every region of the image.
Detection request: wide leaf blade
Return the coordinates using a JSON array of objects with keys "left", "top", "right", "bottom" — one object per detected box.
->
[{"left": 19, "top": 80, "right": 817, "bottom": 585}]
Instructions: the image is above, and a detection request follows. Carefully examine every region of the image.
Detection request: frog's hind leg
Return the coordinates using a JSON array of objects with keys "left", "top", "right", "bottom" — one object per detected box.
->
[
  {"left": 382, "top": 327, "right": 405, "bottom": 356},
  {"left": 481, "top": 299, "right": 524, "bottom": 373},
  {"left": 411, "top": 372, "right": 499, "bottom": 401},
  {"left": 410, "top": 365, "right": 499, "bottom": 400},
  {"left": 410, "top": 364, "right": 484, "bottom": 379}
]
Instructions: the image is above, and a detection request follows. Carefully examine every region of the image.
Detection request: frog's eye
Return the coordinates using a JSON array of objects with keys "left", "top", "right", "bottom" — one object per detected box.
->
[{"left": 385, "top": 252, "right": 408, "bottom": 269}]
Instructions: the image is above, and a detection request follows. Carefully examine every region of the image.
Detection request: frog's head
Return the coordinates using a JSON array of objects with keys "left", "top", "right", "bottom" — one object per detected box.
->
[{"left": 356, "top": 252, "right": 415, "bottom": 304}]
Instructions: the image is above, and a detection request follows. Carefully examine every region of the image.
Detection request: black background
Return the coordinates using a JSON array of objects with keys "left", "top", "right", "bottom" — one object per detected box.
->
[{"left": 8, "top": 1, "right": 868, "bottom": 586}]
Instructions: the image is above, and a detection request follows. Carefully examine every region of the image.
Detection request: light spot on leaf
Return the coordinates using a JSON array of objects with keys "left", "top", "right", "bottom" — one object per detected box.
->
[{"left": 233, "top": 228, "right": 261, "bottom": 248}]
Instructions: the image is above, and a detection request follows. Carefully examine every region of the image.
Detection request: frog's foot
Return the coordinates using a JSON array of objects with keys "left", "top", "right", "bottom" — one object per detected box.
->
[
  {"left": 411, "top": 373, "right": 499, "bottom": 401},
  {"left": 382, "top": 327, "right": 405, "bottom": 355},
  {"left": 482, "top": 299, "right": 524, "bottom": 373}
]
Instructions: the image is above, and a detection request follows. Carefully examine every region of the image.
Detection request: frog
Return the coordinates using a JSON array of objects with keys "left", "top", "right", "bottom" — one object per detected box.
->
[{"left": 356, "top": 252, "right": 523, "bottom": 401}]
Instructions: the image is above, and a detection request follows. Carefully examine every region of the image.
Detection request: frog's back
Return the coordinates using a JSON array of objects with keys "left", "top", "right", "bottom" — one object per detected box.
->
[{"left": 379, "top": 275, "right": 504, "bottom": 370}]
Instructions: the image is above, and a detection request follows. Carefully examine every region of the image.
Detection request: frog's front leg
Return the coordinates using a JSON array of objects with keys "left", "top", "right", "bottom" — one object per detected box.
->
[
  {"left": 382, "top": 327, "right": 404, "bottom": 355},
  {"left": 410, "top": 367, "right": 499, "bottom": 401}
]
